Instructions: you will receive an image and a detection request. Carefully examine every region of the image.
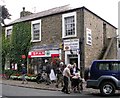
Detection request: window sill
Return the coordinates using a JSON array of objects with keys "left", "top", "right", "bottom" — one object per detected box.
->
[
  {"left": 31, "top": 40, "right": 41, "bottom": 42},
  {"left": 62, "top": 35, "right": 77, "bottom": 38}
]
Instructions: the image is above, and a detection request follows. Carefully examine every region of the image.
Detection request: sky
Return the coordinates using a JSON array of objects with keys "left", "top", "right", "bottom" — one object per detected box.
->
[{"left": 0, "top": 0, "right": 119, "bottom": 28}]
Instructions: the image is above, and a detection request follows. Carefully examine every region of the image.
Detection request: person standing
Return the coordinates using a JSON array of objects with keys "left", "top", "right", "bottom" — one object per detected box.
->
[
  {"left": 61, "top": 64, "right": 72, "bottom": 94},
  {"left": 71, "top": 63, "right": 80, "bottom": 75},
  {"left": 21, "top": 64, "right": 28, "bottom": 84},
  {"left": 45, "top": 60, "right": 51, "bottom": 85},
  {"left": 55, "top": 62, "right": 64, "bottom": 88}
]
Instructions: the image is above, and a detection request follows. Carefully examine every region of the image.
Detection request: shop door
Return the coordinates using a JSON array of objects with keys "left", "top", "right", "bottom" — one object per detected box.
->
[{"left": 70, "top": 58, "right": 78, "bottom": 66}]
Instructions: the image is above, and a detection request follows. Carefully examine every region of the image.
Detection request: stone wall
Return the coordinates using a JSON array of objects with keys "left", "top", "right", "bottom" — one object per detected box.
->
[
  {"left": 31, "top": 8, "right": 117, "bottom": 68},
  {"left": 32, "top": 14, "right": 62, "bottom": 47},
  {"left": 83, "top": 9, "right": 117, "bottom": 68}
]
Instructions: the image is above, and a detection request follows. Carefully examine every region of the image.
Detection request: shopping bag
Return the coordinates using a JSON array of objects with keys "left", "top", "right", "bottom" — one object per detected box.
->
[{"left": 49, "top": 69, "right": 56, "bottom": 81}]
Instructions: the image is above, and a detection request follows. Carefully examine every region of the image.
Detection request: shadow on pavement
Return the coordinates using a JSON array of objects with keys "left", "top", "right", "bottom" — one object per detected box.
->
[{"left": 87, "top": 92, "right": 120, "bottom": 97}]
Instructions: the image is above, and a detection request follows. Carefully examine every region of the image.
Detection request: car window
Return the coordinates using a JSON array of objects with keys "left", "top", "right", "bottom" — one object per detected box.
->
[
  {"left": 96, "top": 62, "right": 109, "bottom": 70},
  {"left": 96, "top": 61, "right": 120, "bottom": 71},
  {"left": 110, "top": 62, "right": 120, "bottom": 71}
]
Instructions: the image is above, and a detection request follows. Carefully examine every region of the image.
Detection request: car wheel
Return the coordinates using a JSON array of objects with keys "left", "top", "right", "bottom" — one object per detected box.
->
[{"left": 100, "top": 82, "right": 115, "bottom": 96}]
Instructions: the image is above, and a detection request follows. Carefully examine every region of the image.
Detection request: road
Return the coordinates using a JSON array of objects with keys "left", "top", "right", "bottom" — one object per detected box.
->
[{"left": 2, "top": 84, "right": 120, "bottom": 98}]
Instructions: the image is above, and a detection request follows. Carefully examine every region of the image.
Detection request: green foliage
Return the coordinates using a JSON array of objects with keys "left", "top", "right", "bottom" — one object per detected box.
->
[
  {"left": 4, "top": 70, "right": 18, "bottom": 79},
  {"left": 10, "top": 21, "right": 31, "bottom": 70},
  {"left": 1, "top": 5, "right": 11, "bottom": 25},
  {"left": 2, "top": 28, "right": 10, "bottom": 71},
  {"left": 2, "top": 21, "right": 31, "bottom": 71}
]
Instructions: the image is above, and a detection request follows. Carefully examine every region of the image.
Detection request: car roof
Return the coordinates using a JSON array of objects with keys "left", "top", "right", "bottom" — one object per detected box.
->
[{"left": 93, "top": 59, "right": 120, "bottom": 62}]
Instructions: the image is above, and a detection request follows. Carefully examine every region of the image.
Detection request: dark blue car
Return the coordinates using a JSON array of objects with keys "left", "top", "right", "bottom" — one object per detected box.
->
[{"left": 87, "top": 60, "right": 120, "bottom": 96}]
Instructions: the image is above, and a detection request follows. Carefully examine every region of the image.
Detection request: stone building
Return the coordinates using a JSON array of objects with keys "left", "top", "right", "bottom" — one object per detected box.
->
[{"left": 4, "top": 5, "right": 117, "bottom": 76}]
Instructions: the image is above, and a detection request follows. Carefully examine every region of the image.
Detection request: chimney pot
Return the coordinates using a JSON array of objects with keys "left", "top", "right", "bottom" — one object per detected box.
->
[{"left": 23, "top": 7, "right": 25, "bottom": 11}]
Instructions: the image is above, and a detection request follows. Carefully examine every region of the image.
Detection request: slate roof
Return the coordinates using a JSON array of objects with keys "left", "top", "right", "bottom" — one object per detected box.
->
[
  {"left": 6, "top": 5, "right": 117, "bottom": 29},
  {"left": 7, "top": 5, "right": 72, "bottom": 25}
]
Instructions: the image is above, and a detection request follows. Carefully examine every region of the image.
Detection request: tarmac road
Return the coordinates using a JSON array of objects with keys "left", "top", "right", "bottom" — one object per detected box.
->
[{"left": 2, "top": 84, "right": 120, "bottom": 98}]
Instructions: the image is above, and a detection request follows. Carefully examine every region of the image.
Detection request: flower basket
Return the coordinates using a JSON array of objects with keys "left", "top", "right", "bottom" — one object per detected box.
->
[
  {"left": 30, "top": 76, "right": 36, "bottom": 80},
  {"left": 10, "top": 75, "right": 18, "bottom": 80},
  {"left": 17, "top": 76, "right": 22, "bottom": 80},
  {"left": 25, "top": 76, "right": 31, "bottom": 80}
]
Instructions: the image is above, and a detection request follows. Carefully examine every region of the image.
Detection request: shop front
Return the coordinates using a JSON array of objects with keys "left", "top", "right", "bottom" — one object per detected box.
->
[
  {"left": 28, "top": 49, "right": 60, "bottom": 74},
  {"left": 63, "top": 39, "right": 80, "bottom": 69}
]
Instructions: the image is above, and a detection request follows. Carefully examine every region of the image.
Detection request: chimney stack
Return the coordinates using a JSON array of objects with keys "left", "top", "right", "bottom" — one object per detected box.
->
[{"left": 20, "top": 7, "right": 33, "bottom": 18}]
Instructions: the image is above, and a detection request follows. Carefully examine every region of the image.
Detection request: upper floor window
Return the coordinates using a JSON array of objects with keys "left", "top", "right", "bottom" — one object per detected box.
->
[
  {"left": 62, "top": 12, "right": 77, "bottom": 38},
  {"left": 31, "top": 20, "right": 41, "bottom": 42},
  {"left": 5, "top": 26, "right": 12, "bottom": 38}
]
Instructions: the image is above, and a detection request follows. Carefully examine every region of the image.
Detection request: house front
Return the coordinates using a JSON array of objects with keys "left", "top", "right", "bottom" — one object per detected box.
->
[{"left": 4, "top": 5, "right": 117, "bottom": 77}]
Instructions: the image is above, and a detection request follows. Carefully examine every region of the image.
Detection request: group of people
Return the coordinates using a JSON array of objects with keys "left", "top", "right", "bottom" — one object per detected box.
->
[
  {"left": 61, "top": 63, "right": 83, "bottom": 94},
  {"left": 21, "top": 60, "right": 83, "bottom": 94}
]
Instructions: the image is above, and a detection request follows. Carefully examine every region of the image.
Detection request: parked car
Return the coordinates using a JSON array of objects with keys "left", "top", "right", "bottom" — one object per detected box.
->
[
  {"left": 84, "top": 67, "right": 90, "bottom": 81},
  {"left": 86, "top": 60, "right": 120, "bottom": 96}
]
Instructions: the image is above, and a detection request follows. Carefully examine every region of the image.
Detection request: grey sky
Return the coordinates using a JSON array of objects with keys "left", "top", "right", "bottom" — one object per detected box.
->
[{"left": 0, "top": 0, "right": 119, "bottom": 27}]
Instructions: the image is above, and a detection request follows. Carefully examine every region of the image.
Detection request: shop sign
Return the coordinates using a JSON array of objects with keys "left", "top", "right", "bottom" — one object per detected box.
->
[
  {"left": 45, "top": 51, "right": 50, "bottom": 56},
  {"left": 51, "top": 54, "right": 59, "bottom": 58},
  {"left": 63, "top": 39, "right": 79, "bottom": 51},
  {"left": 31, "top": 50, "right": 45, "bottom": 56},
  {"left": 28, "top": 50, "right": 59, "bottom": 57},
  {"left": 31, "top": 44, "right": 59, "bottom": 50},
  {"left": 86, "top": 28, "right": 92, "bottom": 46}
]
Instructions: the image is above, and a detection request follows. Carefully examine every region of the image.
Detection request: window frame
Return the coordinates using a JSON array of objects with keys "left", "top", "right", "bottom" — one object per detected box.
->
[
  {"left": 118, "top": 41, "right": 120, "bottom": 48},
  {"left": 5, "top": 26, "right": 13, "bottom": 38},
  {"left": 62, "top": 12, "right": 77, "bottom": 38},
  {"left": 31, "top": 19, "right": 41, "bottom": 42}
]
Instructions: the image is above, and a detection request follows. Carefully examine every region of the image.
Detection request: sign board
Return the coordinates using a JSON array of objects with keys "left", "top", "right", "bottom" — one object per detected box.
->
[
  {"left": 86, "top": 28, "right": 92, "bottom": 46},
  {"left": 63, "top": 39, "right": 79, "bottom": 51},
  {"left": 28, "top": 50, "right": 59, "bottom": 58},
  {"left": 31, "top": 50, "right": 45, "bottom": 56}
]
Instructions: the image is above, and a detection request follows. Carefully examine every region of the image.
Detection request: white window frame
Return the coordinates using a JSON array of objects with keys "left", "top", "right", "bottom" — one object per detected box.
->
[
  {"left": 62, "top": 12, "right": 77, "bottom": 38},
  {"left": 5, "top": 26, "right": 13, "bottom": 38},
  {"left": 31, "top": 19, "right": 41, "bottom": 42}
]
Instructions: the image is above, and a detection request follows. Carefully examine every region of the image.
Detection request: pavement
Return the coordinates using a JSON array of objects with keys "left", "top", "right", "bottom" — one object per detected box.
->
[{"left": 1, "top": 78, "right": 99, "bottom": 93}]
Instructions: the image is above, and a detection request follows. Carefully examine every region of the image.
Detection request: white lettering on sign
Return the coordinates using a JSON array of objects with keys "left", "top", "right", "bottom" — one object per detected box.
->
[
  {"left": 31, "top": 50, "right": 45, "bottom": 56},
  {"left": 86, "top": 28, "right": 92, "bottom": 46},
  {"left": 63, "top": 39, "right": 79, "bottom": 51}
]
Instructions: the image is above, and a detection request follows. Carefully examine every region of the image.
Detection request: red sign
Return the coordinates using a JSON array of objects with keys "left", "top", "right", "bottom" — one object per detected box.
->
[
  {"left": 51, "top": 54, "right": 59, "bottom": 58},
  {"left": 28, "top": 55, "right": 31, "bottom": 58},
  {"left": 31, "top": 50, "right": 45, "bottom": 56}
]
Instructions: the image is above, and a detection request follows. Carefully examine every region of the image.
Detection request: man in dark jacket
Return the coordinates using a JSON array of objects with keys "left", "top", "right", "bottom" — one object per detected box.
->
[
  {"left": 45, "top": 60, "right": 51, "bottom": 85},
  {"left": 55, "top": 62, "right": 64, "bottom": 88}
]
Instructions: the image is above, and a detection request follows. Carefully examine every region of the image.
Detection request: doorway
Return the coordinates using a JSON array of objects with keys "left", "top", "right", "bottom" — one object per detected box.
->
[{"left": 68, "top": 55, "right": 78, "bottom": 67}]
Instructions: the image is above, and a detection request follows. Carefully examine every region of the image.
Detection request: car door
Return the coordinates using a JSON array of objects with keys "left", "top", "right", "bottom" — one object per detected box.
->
[
  {"left": 117, "top": 61, "right": 120, "bottom": 80},
  {"left": 110, "top": 61, "right": 120, "bottom": 80},
  {"left": 96, "top": 61, "right": 119, "bottom": 79}
]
